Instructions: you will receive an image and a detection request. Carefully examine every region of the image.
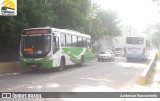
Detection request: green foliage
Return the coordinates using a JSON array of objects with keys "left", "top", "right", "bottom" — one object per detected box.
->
[
  {"left": 0, "top": 0, "right": 122, "bottom": 47},
  {"left": 89, "top": 8, "right": 122, "bottom": 43},
  {"left": 52, "top": 0, "right": 91, "bottom": 31},
  {"left": 146, "top": 23, "right": 160, "bottom": 49},
  {"left": 24, "top": 0, "right": 56, "bottom": 27},
  {"left": 157, "top": 50, "right": 160, "bottom": 59}
]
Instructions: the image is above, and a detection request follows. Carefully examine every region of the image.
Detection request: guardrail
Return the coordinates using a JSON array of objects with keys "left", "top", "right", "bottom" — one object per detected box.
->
[
  {"left": 0, "top": 47, "right": 19, "bottom": 63},
  {"left": 138, "top": 51, "right": 158, "bottom": 85}
]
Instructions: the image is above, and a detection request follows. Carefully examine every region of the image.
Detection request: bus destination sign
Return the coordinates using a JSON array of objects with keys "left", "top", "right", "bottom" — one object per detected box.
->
[{"left": 23, "top": 29, "right": 51, "bottom": 35}]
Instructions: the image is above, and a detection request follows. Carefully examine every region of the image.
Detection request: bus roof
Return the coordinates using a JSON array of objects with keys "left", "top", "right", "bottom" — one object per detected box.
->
[{"left": 23, "top": 27, "right": 91, "bottom": 38}]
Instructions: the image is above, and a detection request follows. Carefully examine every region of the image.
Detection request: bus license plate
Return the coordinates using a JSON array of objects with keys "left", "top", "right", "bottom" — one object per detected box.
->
[{"left": 31, "top": 65, "right": 37, "bottom": 67}]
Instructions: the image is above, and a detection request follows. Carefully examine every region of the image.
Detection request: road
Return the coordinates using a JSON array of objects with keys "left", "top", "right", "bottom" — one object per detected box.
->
[
  {"left": 0, "top": 56, "right": 152, "bottom": 101},
  {"left": 0, "top": 56, "right": 149, "bottom": 92}
]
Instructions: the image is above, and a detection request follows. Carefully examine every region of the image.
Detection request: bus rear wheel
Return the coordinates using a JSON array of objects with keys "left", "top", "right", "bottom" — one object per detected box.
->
[{"left": 59, "top": 58, "right": 65, "bottom": 71}]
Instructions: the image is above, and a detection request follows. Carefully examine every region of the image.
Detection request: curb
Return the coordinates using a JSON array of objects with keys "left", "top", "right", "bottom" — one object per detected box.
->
[
  {"left": 138, "top": 51, "right": 157, "bottom": 85},
  {"left": 153, "top": 62, "right": 160, "bottom": 83}
]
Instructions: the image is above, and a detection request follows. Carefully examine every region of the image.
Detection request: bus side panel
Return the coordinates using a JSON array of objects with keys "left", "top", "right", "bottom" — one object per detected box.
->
[
  {"left": 84, "top": 48, "right": 92, "bottom": 63},
  {"left": 61, "top": 47, "right": 92, "bottom": 65},
  {"left": 62, "top": 47, "right": 84, "bottom": 65}
]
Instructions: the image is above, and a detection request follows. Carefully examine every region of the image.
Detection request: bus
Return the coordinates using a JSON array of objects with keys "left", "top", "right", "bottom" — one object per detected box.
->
[
  {"left": 124, "top": 36, "right": 150, "bottom": 61},
  {"left": 20, "top": 27, "right": 92, "bottom": 71},
  {"left": 1, "top": 6, "right": 15, "bottom": 14}
]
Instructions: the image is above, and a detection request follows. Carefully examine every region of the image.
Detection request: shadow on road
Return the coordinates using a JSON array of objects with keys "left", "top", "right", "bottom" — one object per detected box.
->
[{"left": 23, "top": 64, "right": 89, "bottom": 74}]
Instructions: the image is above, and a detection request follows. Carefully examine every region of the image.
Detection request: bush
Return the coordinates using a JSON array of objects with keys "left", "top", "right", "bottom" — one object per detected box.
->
[{"left": 157, "top": 50, "right": 160, "bottom": 59}]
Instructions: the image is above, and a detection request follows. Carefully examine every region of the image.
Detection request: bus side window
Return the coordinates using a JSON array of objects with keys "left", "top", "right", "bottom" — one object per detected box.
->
[
  {"left": 60, "top": 33, "right": 66, "bottom": 47},
  {"left": 87, "top": 39, "right": 91, "bottom": 48},
  {"left": 53, "top": 36, "right": 59, "bottom": 53},
  {"left": 54, "top": 36, "right": 59, "bottom": 47},
  {"left": 83, "top": 38, "right": 87, "bottom": 47},
  {"left": 66, "top": 35, "right": 72, "bottom": 47},
  {"left": 72, "top": 36, "right": 77, "bottom": 47},
  {"left": 77, "top": 37, "right": 83, "bottom": 47}
]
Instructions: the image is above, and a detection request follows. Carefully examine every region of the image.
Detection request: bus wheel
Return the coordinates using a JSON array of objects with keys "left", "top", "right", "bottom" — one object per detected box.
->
[
  {"left": 78, "top": 56, "right": 84, "bottom": 67},
  {"left": 59, "top": 58, "right": 65, "bottom": 71}
]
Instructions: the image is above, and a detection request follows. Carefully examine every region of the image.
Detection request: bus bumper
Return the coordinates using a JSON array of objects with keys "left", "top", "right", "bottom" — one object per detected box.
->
[
  {"left": 20, "top": 60, "right": 53, "bottom": 69},
  {"left": 124, "top": 54, "right": 146, "bottom": 59}
]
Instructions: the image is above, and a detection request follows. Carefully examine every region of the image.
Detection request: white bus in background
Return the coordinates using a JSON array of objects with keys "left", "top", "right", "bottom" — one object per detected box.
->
[{"left": 124, "top": 36, "right": 151, "bottom": 61}]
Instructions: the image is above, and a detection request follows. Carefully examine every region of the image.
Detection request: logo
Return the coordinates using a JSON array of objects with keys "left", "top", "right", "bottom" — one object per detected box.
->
[
  {"left": 2, "top": 93, "right": 11, "bottom": 98},
  {"left": 0, "top": 0, "right": 17, "bottom": 16}
]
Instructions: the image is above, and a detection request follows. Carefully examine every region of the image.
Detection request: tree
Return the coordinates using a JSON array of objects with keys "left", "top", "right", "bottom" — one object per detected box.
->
[
  {"left": 0, "top": 0, "right": 27, "bottom": 46},
  {"left": 0, "top": 0, "right": 121, "bottom": 47},
  {"left": 89, "top": 8, "right": 122, "bottom": 44},
  {"left": 24, "top": 0, "right": 56, "bottom": 27},
  {"left": 52, "top": 0, "right": 91, "bottom": 32},
  {"left": 144, "top": 23, "right": 160, "bottom": 49},
  {"left": 151, "top": 24, "right": 160, "bottom": 49}
]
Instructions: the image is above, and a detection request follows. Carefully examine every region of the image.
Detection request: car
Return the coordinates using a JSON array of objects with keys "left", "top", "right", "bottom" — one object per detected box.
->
[
  {"left": 114, "top": 47, "right": 124, "bottom": 57},
  {"left": 98, "top": 51, "right": 115, "bottom": 62}
]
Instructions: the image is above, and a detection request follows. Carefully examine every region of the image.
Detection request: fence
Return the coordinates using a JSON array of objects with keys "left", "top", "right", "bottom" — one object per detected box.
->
[{"left": 0, "top": 45, "right": 19, "bottom": 63}]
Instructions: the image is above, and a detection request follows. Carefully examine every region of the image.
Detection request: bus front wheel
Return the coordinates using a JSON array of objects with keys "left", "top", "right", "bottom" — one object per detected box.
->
[
  {"left": 59, "top": 58, "right": 65, "bottom": 71},
  {"left": 78, "top": 56, "right": 84, "bottom": 67}
]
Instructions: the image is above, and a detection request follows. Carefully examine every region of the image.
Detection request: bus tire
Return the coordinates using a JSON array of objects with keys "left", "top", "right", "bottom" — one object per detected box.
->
[
  {"left": 78, "top": 56, "right": 84, "bottom": 67},
  {"left": 59, "top": 57, "right": 65, "bottom": 71}
]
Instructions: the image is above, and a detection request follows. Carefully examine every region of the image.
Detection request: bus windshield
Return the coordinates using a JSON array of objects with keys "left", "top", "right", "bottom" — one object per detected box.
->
[
  {"left": 21, "top": 35, "right": 51, "bottom": 58},
  {"left": 1, "top": 7, "right": 7, "bottom": 10},
  {"left": 126, "top": 37, "right": 144, "bottom": 45}
]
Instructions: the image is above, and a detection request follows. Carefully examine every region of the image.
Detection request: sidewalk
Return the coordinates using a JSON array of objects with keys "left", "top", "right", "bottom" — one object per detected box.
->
[
  {"left": 125, "top": 61, "right": 160, "bottom": 101},
  {"left": 0, "top": 61, "right": 28, "bottom": 74}
]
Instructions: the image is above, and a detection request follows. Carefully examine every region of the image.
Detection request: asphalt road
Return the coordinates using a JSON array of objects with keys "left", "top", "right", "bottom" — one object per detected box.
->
[
  {"left": 0, "top": 56, "right": 152, "bottom": 101},
  {"left": 0, "top": 56, "right": 149, "bottom": 92}
]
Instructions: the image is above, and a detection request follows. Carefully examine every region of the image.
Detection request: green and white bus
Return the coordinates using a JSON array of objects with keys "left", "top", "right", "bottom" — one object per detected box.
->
[{"left": 20, "top": 27, "right": 92, "bottom": 71}]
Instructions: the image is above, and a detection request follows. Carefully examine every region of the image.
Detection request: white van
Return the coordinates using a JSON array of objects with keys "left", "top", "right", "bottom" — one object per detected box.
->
[{"left": 114, "top": 47, "right": 124, "bottom": 57}]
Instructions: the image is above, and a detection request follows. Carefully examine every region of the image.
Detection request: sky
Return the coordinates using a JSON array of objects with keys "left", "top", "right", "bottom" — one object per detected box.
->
[{"left": 92, "top": 0, "right": 160, "bottom": 31}]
